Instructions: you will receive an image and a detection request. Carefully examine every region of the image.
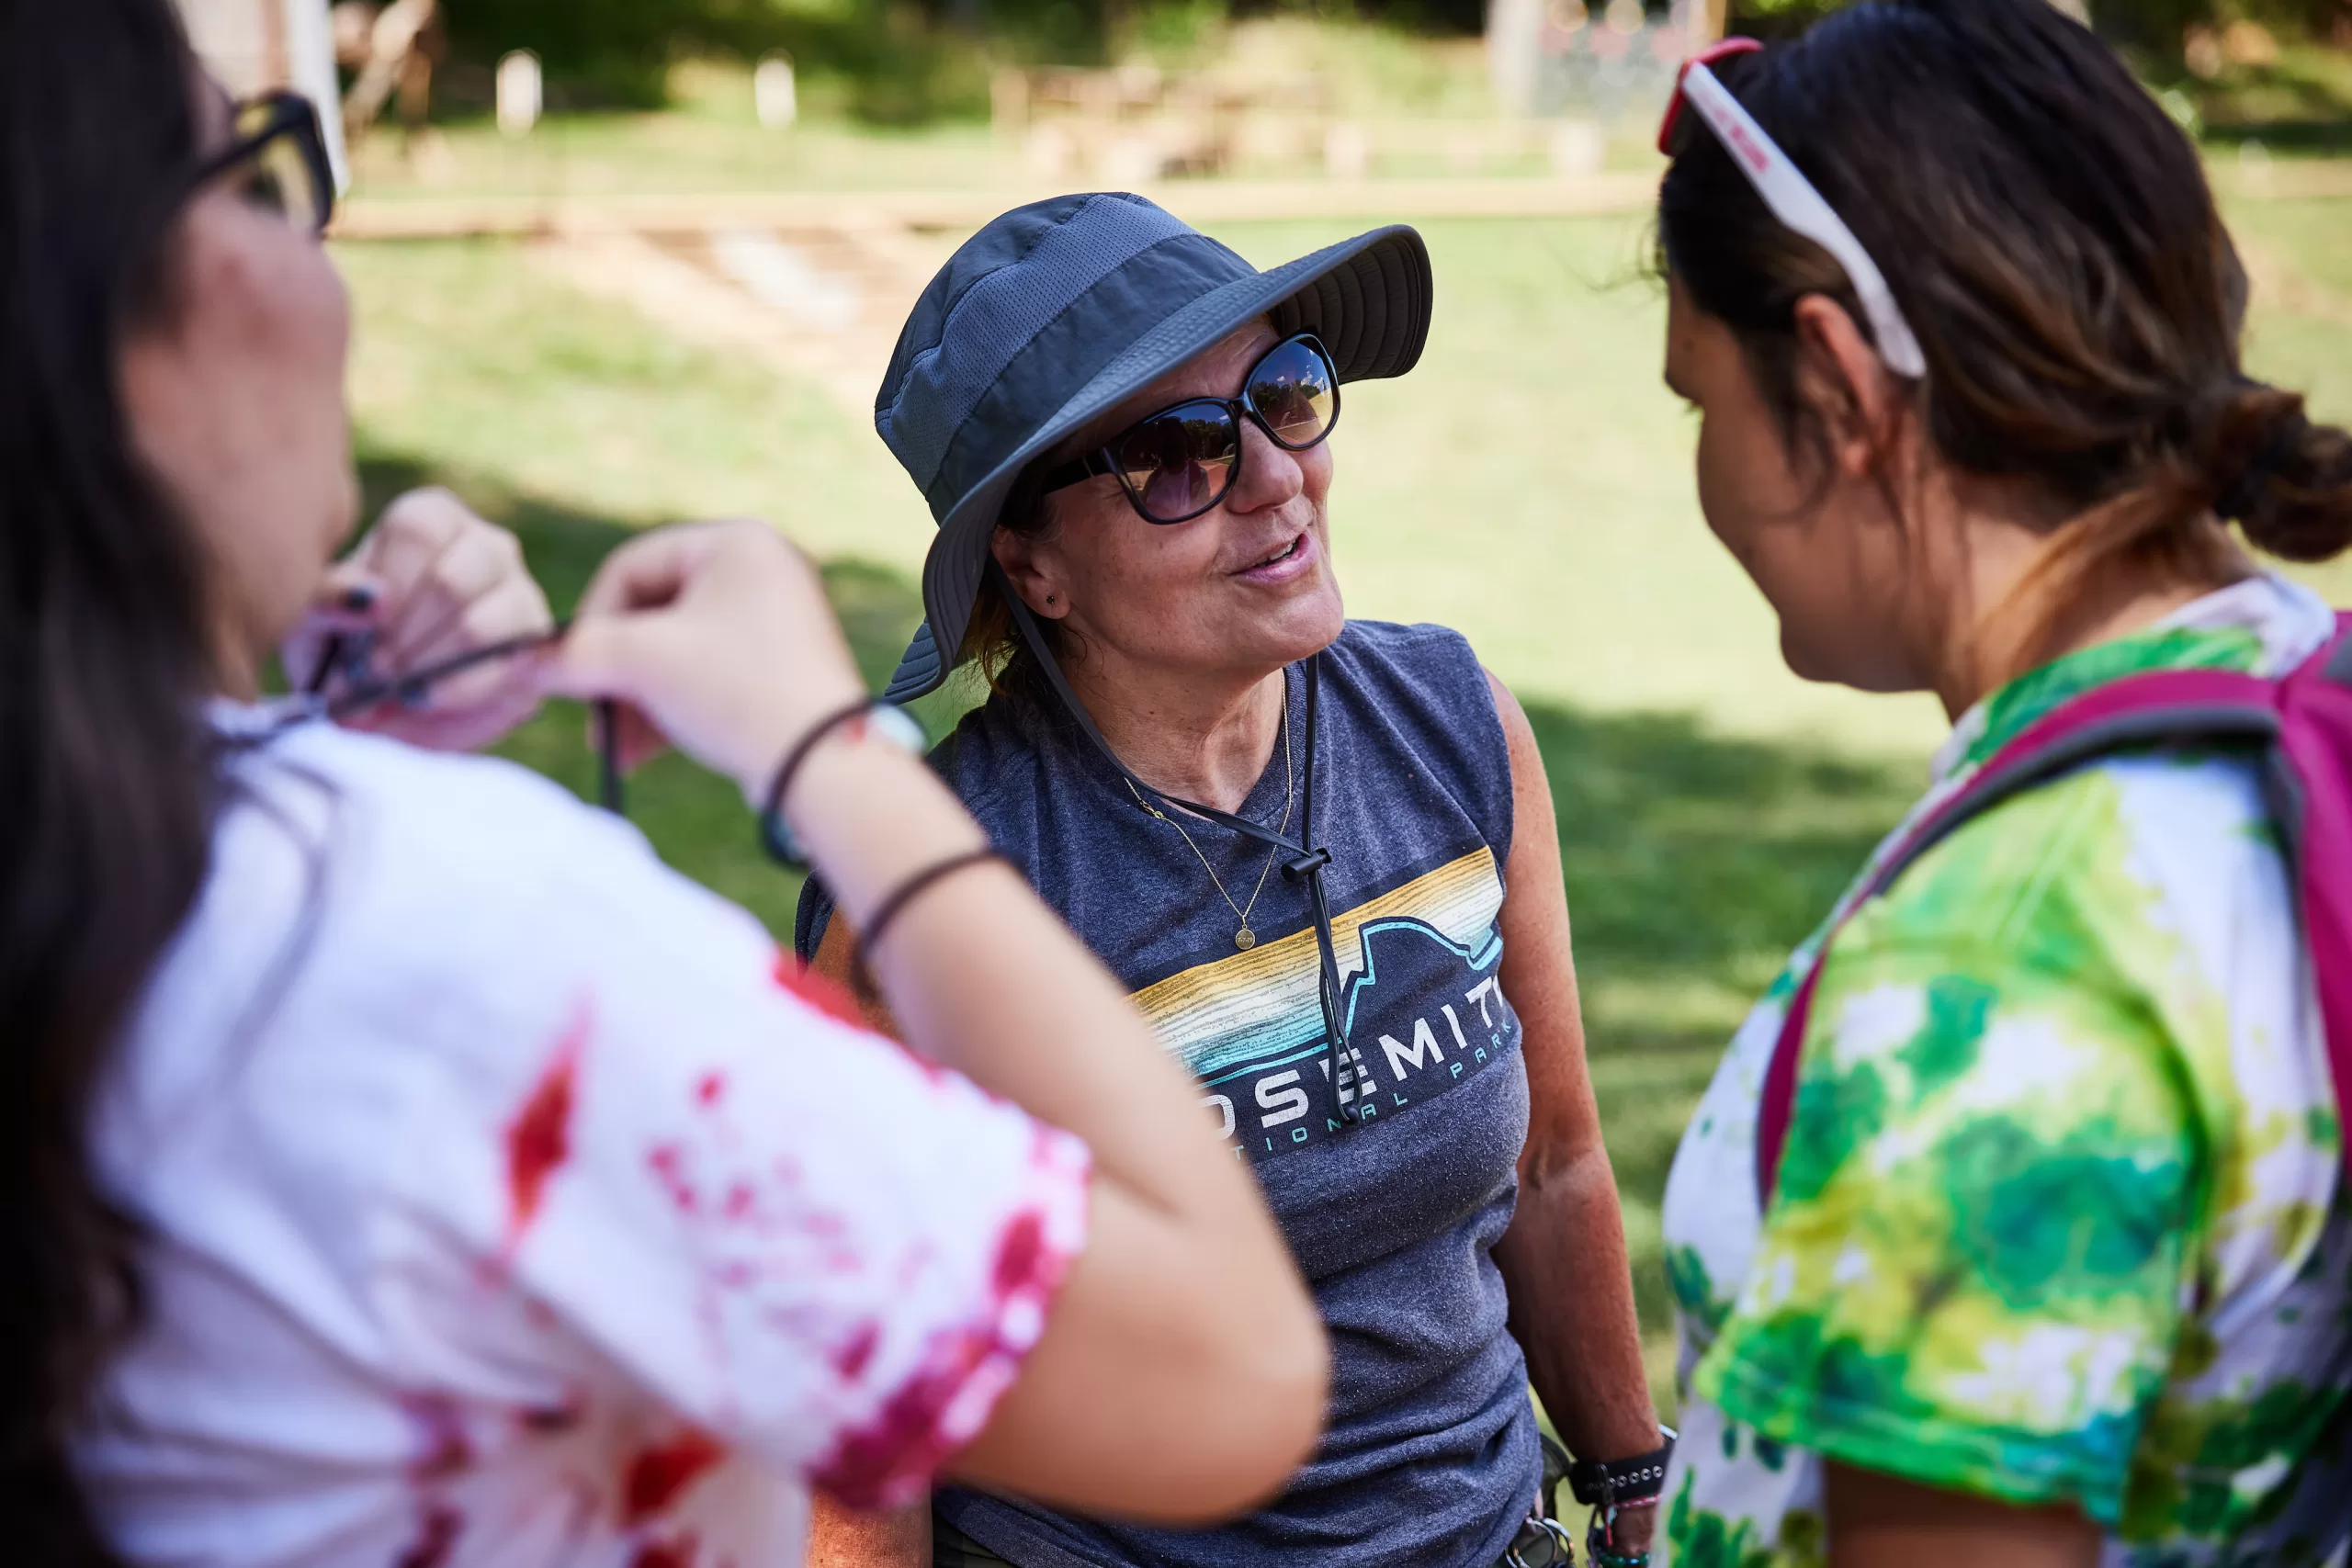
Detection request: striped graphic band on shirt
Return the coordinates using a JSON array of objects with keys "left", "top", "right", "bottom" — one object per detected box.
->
[{"left": 1128, "top": 848, "right": 1505, "bottom": 1083}]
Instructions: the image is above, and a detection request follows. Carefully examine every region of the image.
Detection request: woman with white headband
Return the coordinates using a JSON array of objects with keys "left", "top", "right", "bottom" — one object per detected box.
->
[{"left": 1652, "top": 1, "right": 2352, "bottom": 1563}]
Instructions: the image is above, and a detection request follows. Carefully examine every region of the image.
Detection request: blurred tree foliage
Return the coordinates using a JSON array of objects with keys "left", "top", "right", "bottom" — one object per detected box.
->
[
  {"left": 439, "top": 0, "right": 2349, "bottom": 116},
  {"left": 1736, "top": 0, "right": 2348, "bottom": 58},
  {"left": 441, "top": 0, "right": 956, "bottom": 111},
  {"left": 443, "top": 0, "right": 1499, "bottom": 110}
]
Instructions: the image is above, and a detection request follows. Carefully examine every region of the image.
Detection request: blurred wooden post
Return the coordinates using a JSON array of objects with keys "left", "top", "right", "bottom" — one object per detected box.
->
[
  {"left": 1486, "top": 0, "right": 1542, "bottom": 117},
  {"left": 495, "top": 50, "right": 542, "bottom": 137},
  {"left": 1690, "top": 0, "right": 1728, "bottom": 46},
  {"left": 755, "top": 52, "right": 798, "bottom": 129}
]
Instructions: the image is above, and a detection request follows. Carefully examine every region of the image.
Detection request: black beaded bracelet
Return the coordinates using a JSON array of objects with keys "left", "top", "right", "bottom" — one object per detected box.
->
[
  {"left": 852, "top": 849, "right": 1008, "bottom": 976},
  {"left": 758, "top": 698, "right": 886, "bottom": 866},
  {"left": 1566, "top": 1426, "right": 1677, "bottom": 1508}
]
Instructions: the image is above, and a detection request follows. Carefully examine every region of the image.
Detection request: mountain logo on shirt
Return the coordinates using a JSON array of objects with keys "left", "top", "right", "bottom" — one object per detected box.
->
[{"left": 1127, "top": 850, "right": 1521, "bottom": 1163}]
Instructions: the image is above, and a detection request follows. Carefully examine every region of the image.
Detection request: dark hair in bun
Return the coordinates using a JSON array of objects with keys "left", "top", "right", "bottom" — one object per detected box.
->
[{"left": 2209, "top": 382, "right": 2352, "bottom": 562}]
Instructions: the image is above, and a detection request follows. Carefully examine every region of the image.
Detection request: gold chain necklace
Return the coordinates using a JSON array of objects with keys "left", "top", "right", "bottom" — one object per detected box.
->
[{"left": 1125, "top": 683, "right": 1295, "bottom": 952}]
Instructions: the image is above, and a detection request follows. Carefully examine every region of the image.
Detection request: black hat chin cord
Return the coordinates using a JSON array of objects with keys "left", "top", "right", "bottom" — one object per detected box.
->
[{"left": 992, "top": 564, "right": 1363, "bottom": 1128}]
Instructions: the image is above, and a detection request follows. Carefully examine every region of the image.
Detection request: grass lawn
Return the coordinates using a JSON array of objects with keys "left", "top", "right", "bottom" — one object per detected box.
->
[{"left": 339, "top": 186, "right": 2352, "bottom": 1404}]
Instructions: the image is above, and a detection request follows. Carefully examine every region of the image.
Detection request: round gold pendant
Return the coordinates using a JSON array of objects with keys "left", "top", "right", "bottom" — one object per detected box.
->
[{"left": 1235, "top": 927, "right": 1257, "bottom": 952}]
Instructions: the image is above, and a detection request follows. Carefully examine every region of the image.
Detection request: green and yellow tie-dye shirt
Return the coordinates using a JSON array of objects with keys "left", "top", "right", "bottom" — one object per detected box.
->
[{"left": 1657, "top": 575, "right": 2352, "bottom": 1567}]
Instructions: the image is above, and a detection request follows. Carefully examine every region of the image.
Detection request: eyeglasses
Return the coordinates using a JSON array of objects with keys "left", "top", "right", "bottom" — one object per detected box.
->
[
  {"left": 1657, "top": 39, "right": 1926, "bottom": 379},
  {"left": 187, "top": 91, "right": 336, "bottom": 236},
  {"left": 1037, "top": 333, "right": 1342, "bottom": 525}
]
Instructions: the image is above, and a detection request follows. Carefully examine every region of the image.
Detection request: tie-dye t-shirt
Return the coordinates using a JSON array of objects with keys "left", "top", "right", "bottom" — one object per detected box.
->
[{"left": 1658, "top": 575, "right": 2352, "bottom": 1567}]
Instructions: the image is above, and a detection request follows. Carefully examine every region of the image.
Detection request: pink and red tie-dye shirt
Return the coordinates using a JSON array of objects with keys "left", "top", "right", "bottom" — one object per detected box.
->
[{"left": 77, "top": 712, "right": 1091, "bottom": 1568}]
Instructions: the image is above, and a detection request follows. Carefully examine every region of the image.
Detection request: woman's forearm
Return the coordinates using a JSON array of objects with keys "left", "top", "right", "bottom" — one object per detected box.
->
[
  {"left": 787, "top": 740, "right": 1326, "bottom": 1519},
  {"left": 1481, "top": 669, "right": 1662, "bottom": 1464},
  {"left": 1495, "top": 1143, "right": 1658, "bottom": 1461},
  {"left": 546, "top": 521, "right": 1321, "bottom": 1520}
]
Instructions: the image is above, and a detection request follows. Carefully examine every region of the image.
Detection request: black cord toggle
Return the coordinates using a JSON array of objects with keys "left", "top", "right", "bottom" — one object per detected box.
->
[{"left": 1282, "top": 847, "right": 1331, "bottom": 879}]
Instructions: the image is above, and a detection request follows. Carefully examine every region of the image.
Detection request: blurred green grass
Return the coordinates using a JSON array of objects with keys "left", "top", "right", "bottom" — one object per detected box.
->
[{"left": 341, "top": 190, "right": 2352, "bottom": 1397}]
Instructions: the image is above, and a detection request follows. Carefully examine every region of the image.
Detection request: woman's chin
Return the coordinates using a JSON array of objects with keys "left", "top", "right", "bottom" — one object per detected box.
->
[
  {"left": 1257, "top": 588, "right": 1347, "bottom": 670},
  {"left": 1779, "top": 625, "right": 1917, "bottom": 695}
]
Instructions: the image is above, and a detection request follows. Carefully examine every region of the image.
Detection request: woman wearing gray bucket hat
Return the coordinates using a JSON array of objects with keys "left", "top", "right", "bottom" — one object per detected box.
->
[{"left": 799, "top": 193, "right": 1666, "bottom": 1568}]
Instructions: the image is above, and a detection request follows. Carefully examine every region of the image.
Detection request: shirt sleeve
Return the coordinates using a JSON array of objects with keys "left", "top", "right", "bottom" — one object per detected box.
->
[
  {"left": 1693, "top": 772, "right": 2203, "bottom": 1527},
  {"left": 394, "top": 789, "right": 1090, "bottom": 1509}
]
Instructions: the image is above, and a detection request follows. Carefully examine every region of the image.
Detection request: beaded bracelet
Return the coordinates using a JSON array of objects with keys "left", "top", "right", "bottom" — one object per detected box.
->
[{"left": 852, "top": 848, "right": 1009, "bottom": 977}]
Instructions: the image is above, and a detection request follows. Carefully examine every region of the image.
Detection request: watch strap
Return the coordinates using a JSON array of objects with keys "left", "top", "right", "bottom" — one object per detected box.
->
[{"left": 1566, "top": 1427, "right": 1676, "bottom": 1507}]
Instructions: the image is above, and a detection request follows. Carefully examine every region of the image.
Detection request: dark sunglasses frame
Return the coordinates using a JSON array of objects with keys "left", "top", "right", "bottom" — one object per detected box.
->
[
  {"left": 1036, "top": 332, "right": 1342, "bottom": 525},
  {"left": 187, "top": 90, "right": 336, "bottom": 235}
]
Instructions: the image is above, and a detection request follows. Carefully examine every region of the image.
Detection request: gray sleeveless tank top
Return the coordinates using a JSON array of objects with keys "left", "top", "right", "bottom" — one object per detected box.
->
[{"left": 796, "top": 620, "right": 1537, "bottom": 1568}]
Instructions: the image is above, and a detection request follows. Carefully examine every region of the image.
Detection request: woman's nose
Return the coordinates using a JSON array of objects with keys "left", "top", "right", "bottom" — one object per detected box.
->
[{"left": 1225, "top": 417, "right": 1305, "bottom": 514}]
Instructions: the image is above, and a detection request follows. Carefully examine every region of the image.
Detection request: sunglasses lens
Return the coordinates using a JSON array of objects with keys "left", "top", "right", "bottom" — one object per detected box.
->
[
  {"left": 1249, "top": 339, "right": 1337, "bottom": 449},
  {"left": 1115, "top": 404, "right": 1238, "bottom": 522},
  {"left": 233, "top": 130, "right": 323, "bottom": 229}
]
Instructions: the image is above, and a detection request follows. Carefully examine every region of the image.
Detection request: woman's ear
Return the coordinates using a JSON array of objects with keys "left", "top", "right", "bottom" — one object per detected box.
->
[
  {"left": 1792, "top": 293, "right": 1905, "bottom": 481},
  {"left": 990, "top": 522, "right": 1071, "bottom": 622}
]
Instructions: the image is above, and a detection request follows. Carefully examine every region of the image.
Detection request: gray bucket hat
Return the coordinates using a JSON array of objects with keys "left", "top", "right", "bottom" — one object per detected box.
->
[{"left": 872, "top": 191, "right": 1432, "bottom": 701}]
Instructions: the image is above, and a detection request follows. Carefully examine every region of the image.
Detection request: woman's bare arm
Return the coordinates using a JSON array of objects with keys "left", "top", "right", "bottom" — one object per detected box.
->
[
  {"left": 789, "top": 745, "right": 1325, "bottom": 1517},
  {"left": 1826, "top": 1465, "right": 2100, "bottom": 1568},
  {"left": 549, "top": 521, "right": 1328, "bottom": 1526},
  {"left": 1479, "top": 672, "right": 1662, "bottom": 1524}
]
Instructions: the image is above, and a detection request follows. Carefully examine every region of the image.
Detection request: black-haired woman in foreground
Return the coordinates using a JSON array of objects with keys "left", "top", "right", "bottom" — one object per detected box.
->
[
  {"left": 0, "top": 2, "right": 1327, "bottom": 1562},
  {"left": 1651, "top": 2, "right": 2352, "bottom": 1562}
]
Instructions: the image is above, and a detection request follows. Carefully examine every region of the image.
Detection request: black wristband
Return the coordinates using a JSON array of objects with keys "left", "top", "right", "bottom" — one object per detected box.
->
[
  {"left": 758, "top": 698, "right": 883, "bottom": 866},
  {"left": 852, "top": 849, "right": 1007, "bottom": 975},
  {"left": 1566, "top": 1427, "right": 1676, "bottom": 1507}
]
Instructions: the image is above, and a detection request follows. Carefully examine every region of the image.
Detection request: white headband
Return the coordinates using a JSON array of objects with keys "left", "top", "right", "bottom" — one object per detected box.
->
[{"left": 1678, "top": 61, "right": 1928, "bottom": 379}]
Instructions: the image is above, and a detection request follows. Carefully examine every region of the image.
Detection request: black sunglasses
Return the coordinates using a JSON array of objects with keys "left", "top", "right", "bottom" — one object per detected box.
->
[
  {"left": 187, "top": 91, "right": 336, "bottom": 235},
  {"left": 1037, "top": 333, "right": 1341, "bottom": 525}
]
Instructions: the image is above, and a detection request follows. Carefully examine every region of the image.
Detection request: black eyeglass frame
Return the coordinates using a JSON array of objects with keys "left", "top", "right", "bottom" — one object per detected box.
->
[
  {"left": 1035, "top": 332, "right": 1343, "bottom": 525},
  {"left": 187, "top": 90, "right": 337, "bottom": 236}
]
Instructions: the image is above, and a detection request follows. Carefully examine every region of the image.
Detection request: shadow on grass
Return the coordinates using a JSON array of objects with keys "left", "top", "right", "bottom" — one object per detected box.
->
[
  {"left": 366, "top": 455, "right": 1918, "bottom": 1335},
  {"left": 1525, "top": 694, "right": 1916, "bottom": 1329},
  {"left": 2203, "top": 118, "right": 2352, "bottom": 153}
]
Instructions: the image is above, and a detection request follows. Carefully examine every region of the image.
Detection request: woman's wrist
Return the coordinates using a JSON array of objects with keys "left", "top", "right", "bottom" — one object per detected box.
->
[
  {"left": 726, "top": 681, "right": 869, "bottom": 809},
  {"left": 784, "top": 738, "right": 989, "bottom": 926}
]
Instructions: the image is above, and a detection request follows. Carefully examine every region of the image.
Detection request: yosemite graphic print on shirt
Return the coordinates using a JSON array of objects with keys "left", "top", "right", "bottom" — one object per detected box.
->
[{"left": 1131, "top": 848, "right": 1517, "bottom": 1161}]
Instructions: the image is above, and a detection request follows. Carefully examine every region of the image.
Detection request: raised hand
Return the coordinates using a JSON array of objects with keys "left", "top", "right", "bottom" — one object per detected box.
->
[
  {"left": 538, "top": 519, "right": 867, "bottom": 803},
  {"left": 285, "top": 487, "right": 554, "bottom": 750}
]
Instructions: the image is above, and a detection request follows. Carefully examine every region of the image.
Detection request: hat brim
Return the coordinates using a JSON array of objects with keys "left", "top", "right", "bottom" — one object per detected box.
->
[{"left": 882, "top": 224, "right": 1432, "bottom": 702}]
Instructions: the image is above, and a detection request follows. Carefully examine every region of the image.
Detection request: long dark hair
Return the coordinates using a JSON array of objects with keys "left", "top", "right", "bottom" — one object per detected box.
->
[
  {"left": 1, "top": 0, "right": 219, "bottom": 1558},
  {"left": 1658, "top": 0, "right": 2352, "bottom": 680}
]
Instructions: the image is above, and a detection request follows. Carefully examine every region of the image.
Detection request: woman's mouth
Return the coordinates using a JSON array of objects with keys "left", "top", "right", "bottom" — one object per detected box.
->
[{"left": 1234, "top": 531, "right": 1316, "bottom": 584}]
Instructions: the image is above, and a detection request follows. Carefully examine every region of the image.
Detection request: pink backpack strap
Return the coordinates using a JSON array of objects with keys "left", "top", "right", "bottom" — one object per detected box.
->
[{"left": 1755, "top": 612, "right": 2352, "bottom": 1205}]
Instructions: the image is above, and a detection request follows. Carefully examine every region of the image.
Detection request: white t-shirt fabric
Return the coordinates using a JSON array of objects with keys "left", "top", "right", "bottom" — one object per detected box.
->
[{"left": 76, "top": 710, "right": 1091, "bottom": 1568}]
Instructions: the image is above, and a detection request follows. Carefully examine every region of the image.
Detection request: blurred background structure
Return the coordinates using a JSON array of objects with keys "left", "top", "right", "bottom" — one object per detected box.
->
[{"left": 177, "top": 0, "right": 2352, "bottom": 1406}]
